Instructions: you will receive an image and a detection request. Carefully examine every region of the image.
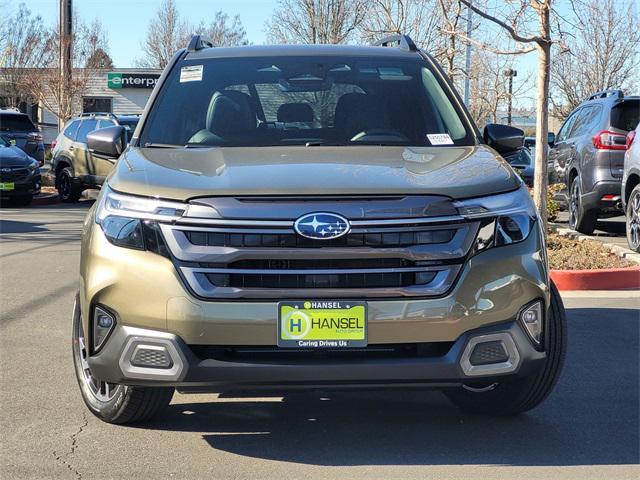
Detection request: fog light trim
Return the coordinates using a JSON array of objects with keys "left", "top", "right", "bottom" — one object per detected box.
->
[
  {"left": 460, "top": 333, "right": 520, "bottom": 376},
  {"left": 93, "top": 306, "right": 116, "bottom": 353},
  {"left": 519, "top": 300, "right": 543, "bottom": 346}
]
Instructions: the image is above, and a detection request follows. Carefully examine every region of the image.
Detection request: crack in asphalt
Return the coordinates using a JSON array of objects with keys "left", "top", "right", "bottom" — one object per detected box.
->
[{"left": 52, "top": 413, "right": 88, "bottom": 479}]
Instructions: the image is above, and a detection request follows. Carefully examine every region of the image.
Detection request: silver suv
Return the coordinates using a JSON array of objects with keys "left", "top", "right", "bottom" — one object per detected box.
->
[{"left": 550, "top": 90, "right": 640, "bottom": 234}]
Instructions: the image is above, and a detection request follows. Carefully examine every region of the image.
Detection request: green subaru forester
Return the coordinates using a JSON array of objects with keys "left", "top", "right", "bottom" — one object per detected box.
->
[{"left": 72, "top": 35, "right": 566, "bottom": 424}]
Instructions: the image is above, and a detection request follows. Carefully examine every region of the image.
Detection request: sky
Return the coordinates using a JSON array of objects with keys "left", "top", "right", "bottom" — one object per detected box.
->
[{"left": 19, "top": 0, "right": 539, "bottom": 108}]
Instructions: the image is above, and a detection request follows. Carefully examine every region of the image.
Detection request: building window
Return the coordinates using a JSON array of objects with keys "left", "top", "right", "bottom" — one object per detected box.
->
[{"left": 82, "top": 97, "right": 112, "bottom": 113}]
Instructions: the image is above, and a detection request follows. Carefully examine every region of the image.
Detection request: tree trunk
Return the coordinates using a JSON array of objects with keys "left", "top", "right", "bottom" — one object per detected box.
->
[{"left": 533, "top": 40, "right": 551, "bottom": 233}]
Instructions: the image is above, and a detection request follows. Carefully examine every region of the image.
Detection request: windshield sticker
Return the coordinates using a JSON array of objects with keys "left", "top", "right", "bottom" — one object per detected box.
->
[
  {"left": 180, "top": 65, "right": 203, "bottom": 83},
  {"left": 427, "top": 133, "right": 454, "bottom": 145}
]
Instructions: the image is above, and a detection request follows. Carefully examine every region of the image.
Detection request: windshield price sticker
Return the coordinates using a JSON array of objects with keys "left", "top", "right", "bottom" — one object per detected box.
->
[
  {"left": 427, "top": 133, "right": 454, "bottom": 145},
  {"left": 180, "top": 65, "right": 203, "bottom": 83}
]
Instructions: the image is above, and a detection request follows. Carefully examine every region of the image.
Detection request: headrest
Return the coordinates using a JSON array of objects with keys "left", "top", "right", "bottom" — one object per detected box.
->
[
  {"left": 277, "top": 103, "right": 314, "bottom": 123},
  {"left": 206, "top": 90, "right": 256, "bottom": 136}
]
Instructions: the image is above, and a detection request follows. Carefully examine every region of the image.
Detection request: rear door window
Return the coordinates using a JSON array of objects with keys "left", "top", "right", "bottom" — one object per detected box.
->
[
  {"left": 0, "top": 113, "right": 37, "bottom": 132},
  {"left": 63, "top": 120, "right": 81, "bottom": 140},
  {"left": 75, "top": 119, "right": 98, "bottom": 144},
  {"left": 610, "top": 100, "right": 640, "bottom": 132},
  {"left": 556, "top": 110, "right": 579, "bottom": 142}
]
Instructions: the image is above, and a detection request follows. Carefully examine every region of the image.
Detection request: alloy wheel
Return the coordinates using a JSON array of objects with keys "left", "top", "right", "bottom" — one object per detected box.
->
[
  {"left": 74, "top": 319, "right": 118, "bottom": 402},
  {"left": 629, "top": 191, "right": 640, "bottom": 250},
  {"left": 569, "top": 180, "right": 580, "bottom": 230}
]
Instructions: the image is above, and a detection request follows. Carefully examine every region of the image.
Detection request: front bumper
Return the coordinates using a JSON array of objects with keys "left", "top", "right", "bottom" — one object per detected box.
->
[
  {"left": 88, "top": 319, "right": 546, "bottom": 390},
  {"left": 0, "top": 174, "right": 41, "bottom": 197}
]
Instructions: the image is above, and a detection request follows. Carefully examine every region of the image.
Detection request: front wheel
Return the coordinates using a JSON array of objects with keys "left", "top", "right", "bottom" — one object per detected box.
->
[
  {"left": 626, "top": 185, "right": 640, "bottom": 252},
  {"left": 72, "top": 294, "right": 174, "bottom": 424},
  {"left": 445, "top": 282, "right": 567, "bottom": 415},
  {"left": 57, "top": 167, "right": 82, "bottom": 203}
]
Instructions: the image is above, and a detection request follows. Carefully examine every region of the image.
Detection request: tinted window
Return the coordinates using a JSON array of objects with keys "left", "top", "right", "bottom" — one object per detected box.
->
[
  {"left": 76, "top": 119, "right": 98, "bottom": 143},
  {"left": 0, "top": 135, "right": 9, "bottom": 147},
  {"left": 63, "top": 120, "right": 81, "bottom": 140},
  {"left": 505, "top": 148, "right": 531, "bottom": 166},
  {"left": 83, "top": 97, "right": 112, "bottom": 113},
  {"left": 556, "top": 110, "right": 579, "bottom": 142},
  {"left": 611, "top": 100, "right": 640, "bottom": 132},
  {"left": 0, "top": 113, "right": 37, "bottom": 132},
  {"left": 140, "top": 56, "right": 473, "bottom": 148},
  {"left": 570, "top": 106, "right": 599, "bottom": 137},
  {"left": 97, "top": 119, "right": 116, "bottom": 129}
]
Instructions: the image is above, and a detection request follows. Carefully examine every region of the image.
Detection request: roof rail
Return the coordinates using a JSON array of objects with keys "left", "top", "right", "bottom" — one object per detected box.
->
[
  {"left": 79, "top": 112, "right": 118, "bottom": 119},
  {"left": 586, "top": 89, "right": 624, "bottom": 101},
  {"left": 187, "top": 35, "right": 214, "bottom": 52},
  {"left": 372, "top": 34, "right": 417, "bottom": 52}
]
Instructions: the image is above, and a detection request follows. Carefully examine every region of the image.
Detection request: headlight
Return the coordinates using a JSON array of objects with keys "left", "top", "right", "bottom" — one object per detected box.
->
[
  {"left": 95, "top": 186, "right": 187, "bottom": 253},
  {"left": 454, "top": 186, "right": 537, "bottom": 253}
]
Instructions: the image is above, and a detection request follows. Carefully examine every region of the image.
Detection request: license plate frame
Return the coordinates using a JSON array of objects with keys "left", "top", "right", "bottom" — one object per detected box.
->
[
  {"left": 0, "top": 182, "right": 15, "bottom": 191},
  {"left": 277, "top": 300, "right": 367, "bottom": 348}
]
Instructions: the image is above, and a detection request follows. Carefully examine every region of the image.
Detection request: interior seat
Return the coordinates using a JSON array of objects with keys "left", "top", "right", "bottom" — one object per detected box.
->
[
  {"left": 333, "top": 92, "right": 392, "bottom": 140},
  {"left": 189, "top": 90, "right": 257, "bottom": 144}
]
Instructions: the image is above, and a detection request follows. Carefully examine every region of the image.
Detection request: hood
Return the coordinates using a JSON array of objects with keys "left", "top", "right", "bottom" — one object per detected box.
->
[
  {"left": 108, "top": 145, "right": 520, "bottom": 201},
  {"left": 0, "top": 145, "right": 34, "bottom": 167}
]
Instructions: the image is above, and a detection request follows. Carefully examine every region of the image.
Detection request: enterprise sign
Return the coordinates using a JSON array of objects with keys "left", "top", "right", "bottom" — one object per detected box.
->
[{"left": 107, "top": 72, "right": 160, "bottom": 89}]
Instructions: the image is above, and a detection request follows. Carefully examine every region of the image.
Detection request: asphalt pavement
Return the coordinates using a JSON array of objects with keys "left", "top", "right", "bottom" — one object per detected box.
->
[{"left": 1, "top": 202, "right": 639, "bottom": 480}]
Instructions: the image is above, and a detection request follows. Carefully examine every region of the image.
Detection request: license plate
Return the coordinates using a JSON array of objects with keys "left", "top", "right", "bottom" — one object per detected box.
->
[
  {"left": 278, "top": 300, "right": 367, "bottom": 348},
  {"left": 0, "top": 182, "right": 14, "bottom": 191}
]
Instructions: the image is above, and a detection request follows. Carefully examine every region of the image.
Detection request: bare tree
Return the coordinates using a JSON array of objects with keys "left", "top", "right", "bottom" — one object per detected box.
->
[
  {"left": 551, "top": 0, "right": 640, "bottom": 118},
  {"left": 359, "top": 0, "right": 441, "bottom": 49},
  {"left": 0, "top": 4, "right": 50, "bottom": 107},
  {"left": 448, "top": 0, "right": 557, "bottom": 229},
  {"left": 266, "top": 0, "right": 367, "bottom": 44},
  {"left": 192, "top": 12, "right": 248, "bottom": 47},
  {"left": 137, "top": 0, "right": 188, "bottom": 68}
]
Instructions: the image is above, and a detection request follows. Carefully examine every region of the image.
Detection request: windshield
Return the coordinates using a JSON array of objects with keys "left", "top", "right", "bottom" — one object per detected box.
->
[
  {"left": 139, "top": 56, "right": 473, "bottom": 148},
  {"left": 0, "top": 113, "right": 37, "bottom": 132}
]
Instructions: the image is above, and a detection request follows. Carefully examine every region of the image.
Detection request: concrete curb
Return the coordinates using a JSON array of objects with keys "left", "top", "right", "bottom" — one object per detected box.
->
[
  {"left": 551, "top": 267, "right": 640, "bottom": 291},
  {"left": 31, "top": 193, "right": 59, "bottom": 206},
  {"left": 550, "top": 225, "right": 640, "bottom": 265},
  {"left": 548, "top": 225, "right": 640, "bottom": 291}
]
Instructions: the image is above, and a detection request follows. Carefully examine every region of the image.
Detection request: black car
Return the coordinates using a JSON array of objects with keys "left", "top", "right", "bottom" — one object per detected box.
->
[
  {"left": 0, "top": 134, "right": 41, "bottom": 206},
  {"left": 0, "top": 109, "right": 45, "bottom": 164}
]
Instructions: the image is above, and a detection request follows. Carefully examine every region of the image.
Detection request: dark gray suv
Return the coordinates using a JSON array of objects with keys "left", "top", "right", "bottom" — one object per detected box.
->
[{"left": 550, "top": 90, "right": 640, "bottom": 234}]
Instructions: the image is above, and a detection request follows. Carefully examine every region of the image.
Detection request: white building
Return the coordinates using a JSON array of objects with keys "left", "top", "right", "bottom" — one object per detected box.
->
[{"left": 1, "top": 68, "right": 161, "bottom": 145}]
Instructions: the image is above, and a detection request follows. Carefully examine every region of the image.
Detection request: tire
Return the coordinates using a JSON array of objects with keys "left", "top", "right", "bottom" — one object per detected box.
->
[
  {"left": 57, "top": 167, "right": 82, "bottom": 203},
  {"left": 445, "top": 281, "right": 567, "bottom": 415},
  {"left": 568, "top": 176, "right": 597, "bottom": 234},
  {"left": 72, "top": 294, "right": 174, "bottom": 424},
  {"left": 626, "top": 185, "right": 640, "bottom": 253}
]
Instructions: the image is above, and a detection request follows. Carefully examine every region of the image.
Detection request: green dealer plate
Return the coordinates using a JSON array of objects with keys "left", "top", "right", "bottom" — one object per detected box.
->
[
  {"left": 0, "top": 182, "right": 15, "bottom": 191},
  {"left": 278, "top": 300, "right": 367, "bottom": 348}
]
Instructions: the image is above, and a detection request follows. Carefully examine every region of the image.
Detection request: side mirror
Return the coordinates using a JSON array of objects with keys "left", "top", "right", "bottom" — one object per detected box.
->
[
  {"left": 483, "top": 123, "right": 525, "bottom": 154},
  {"left": 547, "top": 132, "right": 556, "bottom": 147},
  {"left": 87, "top": 125, "right": 125, "bottom": 158}
]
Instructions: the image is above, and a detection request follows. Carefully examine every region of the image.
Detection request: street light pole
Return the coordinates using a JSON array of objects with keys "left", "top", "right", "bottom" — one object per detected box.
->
[
  {"left": 59, "top": 0, "right": 72, "bottom": 130},
  {"left": 503, "top": 68, "right": 517, "bottom": 126},
  {"left": 463, "top": 1, "right": 472, "bottom": 106}
]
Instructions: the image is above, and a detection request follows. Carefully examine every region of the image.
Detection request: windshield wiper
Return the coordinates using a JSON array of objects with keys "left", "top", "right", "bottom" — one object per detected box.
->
[{"left": 143, "top": 142, "right": 183, "bottom": 149}]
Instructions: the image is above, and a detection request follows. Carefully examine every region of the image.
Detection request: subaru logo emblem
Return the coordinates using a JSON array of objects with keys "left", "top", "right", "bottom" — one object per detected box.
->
[
  {"left": 1, "top": 168, "right": 10, "bottom": 173},
  {"left": 294, "top": 212, "right": 350, "bottom": 240}
]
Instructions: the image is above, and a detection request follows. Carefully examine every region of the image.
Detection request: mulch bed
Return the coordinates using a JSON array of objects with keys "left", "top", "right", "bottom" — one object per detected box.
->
[{"left": 547, "top": 232, "right": 634, "bottom": 270}]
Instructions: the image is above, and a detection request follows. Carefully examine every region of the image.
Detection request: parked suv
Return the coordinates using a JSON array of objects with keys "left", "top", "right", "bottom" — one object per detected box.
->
[
  {"left": 0, "top": 108, "right": 45, "bottom": 163},
  {"left": 549, "top": 90, "right": 640, "bottom": 234},
  {"left": 73, "top": 35, "right": 566, "bottom": 424},
  {"left": 622, "top": 122, "right": 640, "bottom": 251},
  {"left": 51, "top": 112, "right": 139, "bottom": 202}
]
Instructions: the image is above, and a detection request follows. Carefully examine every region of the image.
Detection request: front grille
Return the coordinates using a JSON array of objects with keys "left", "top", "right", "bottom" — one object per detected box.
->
[
  {"left": 206, "top": 271, "right": 434, "bottom": 289},
  {"left": 158, "top": 196, "right": 480, "bottom": 299},
  {"left": 0, "top": 167, "right": 29, "bottom": 182},
  {"left": 191, "top": 342, "right": 455, "bottom": 364},
  {"left": 184, "top": 229, "right": 456, "bottom": 248}
]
